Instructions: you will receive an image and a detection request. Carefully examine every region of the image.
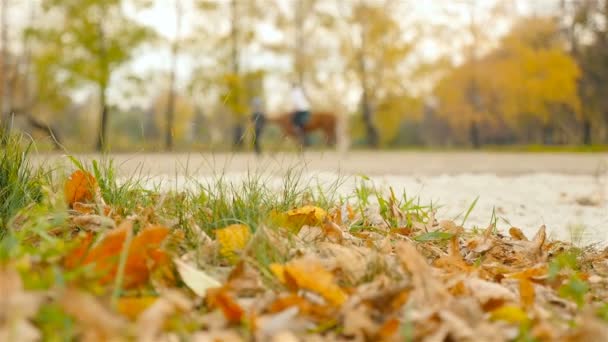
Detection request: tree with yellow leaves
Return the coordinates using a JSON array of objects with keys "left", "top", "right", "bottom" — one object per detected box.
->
[{"left": 435, "top": 17, "right": 580, "bottom": 145}]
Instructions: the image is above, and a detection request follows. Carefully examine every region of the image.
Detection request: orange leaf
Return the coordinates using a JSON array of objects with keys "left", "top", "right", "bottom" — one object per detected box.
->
[
  {"left": 378, "top": 318, "right": 400, "bottom": 339},
  {"left": 519, "top": 278, "right": 535, "bottom": 308},
  {"left": 117, "top": 297, "right": 158, "bottom": 320},
  {"left": 206, "top": 287, "right": 244, "bottom": 323},
  {"left": 65, "top": 170, "right": 98, "bottom": 207},
  {"left": 67, "top": 222, "right": 171, "bottom": 288},
  {"left": 63, "top": 233, "right": 94, "bottom": 269}
]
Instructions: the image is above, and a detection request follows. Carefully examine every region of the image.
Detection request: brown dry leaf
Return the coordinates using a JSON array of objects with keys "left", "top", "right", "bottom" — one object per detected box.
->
[
  {"left": 65, "top": 170, "right": 98, "bottom": 207},
  {"left": 464, "top": 278, "right": 516, "bottom": 311},
  {"left": 136, "top": 290, "right": 192, "bottom": 342},
  {"left": 59, "top": 288, "right": 127, "bottom": 341},
  {"left": 395, "top": 241, "right": 449, "bottom": 309},
  {"left": 215, "top": 224, "right": 251, "bottom": 262},
  {"left": 0, "top": 267, "right": 43, "bottom": 342},
  {"left": 192, "top": 330, "right": 244, "bottom": 342},
  {"left": 270, "top": 255, "right": 348, "bottom": 306},
  {"left": 342, "top": 304, "right": 378, "bottom": 339},
  {"left": 256, "top": 307, "right": 310, "bottom": 340},
  {"left": 509, "top": 227, "right": 528, "bottom": 241},
  {"left": 317, "top": 242, "right": 374, "bottom": 285},
  {"left": 71, "top": 214, "right": 116, "bottom": 232},
  {"left": 116, "top": 297, "right": 158, "bottom": 320},
  {"left": 66, "top": 222, "right": 171, "bottom": 288},
  {"left": 206, "top": 286, "right": 245, "bottom": 323}
]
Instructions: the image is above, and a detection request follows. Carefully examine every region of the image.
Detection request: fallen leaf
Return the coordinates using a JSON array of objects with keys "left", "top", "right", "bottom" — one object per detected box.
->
[
  {"left": 206, "top": 287, "right": 245, "bottom": 323},
  {"left": 59, "top": 288, "right": 127, "bottom": 340},
  {"left": 490, "top": 305, "right": 529, "bottom": 324},
  {"left": 509, "top": 227, "right": 528, "bottom": 241},
  {"left": 464, "top": 278, "right": 516, "bottom": 311},
  {"left": 0, "top": 267, "right": 43, "bottom": 342},
  {"left": 285, "top": 205, "right": 327, "bottom": 230},
  {"left": 396, "top": 241, "right": 450, "bottom": 308},
  {"left": 65, "top": 170, "right": 98, "bottom": 207},
  {"left": 117, "top": 297, "right": 158, "bottom": 320},
  {"left": 174, "top": 258, "right": 221, "bottom": 297},
  {"left": 215, "top": 224, "right": 251, "bottom": 262},
  {"left": 136, "top": 290, "right": 192, "bottom": 341},
  {"left": 271, "top": 255, "right": 347, "bottom": 306},
  {"left": 66, "top": 222, "right": 171, "bottom": 288}
]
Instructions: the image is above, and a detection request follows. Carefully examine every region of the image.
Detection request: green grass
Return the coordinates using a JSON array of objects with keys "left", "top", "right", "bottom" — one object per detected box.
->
[
  {"left": 2, "top": 132, "right": 607, "bottom": 340},
  {"left": 0, "top": 132, "right": 48, "bottom": 235}
]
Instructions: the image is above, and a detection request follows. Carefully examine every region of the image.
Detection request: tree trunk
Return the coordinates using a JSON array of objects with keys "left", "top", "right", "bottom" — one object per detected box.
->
[
  {"left": 470, "top": 120, "right": 480, "bottom": 149},
  {"left": 230, "top": 0, "right": 242, "bottom": 149},
  {"left": 95, "top": 23, "right": 109, "bottom": 152},
  {"left": 542, "top": 124, "right": 554, "bottom": 145},
  {"left": 357, "top": 21, "right": 378, "bottom": 148},
  {"left": 361, "top": 93, "right": 378, "bottom": 148},
  {"left": 96, "top": 85, "right": 108, "bottom": 151},
  {"left": 583, "top": 119, "right": 592, "bottom": 146},
  {"left": 165, "top": 0, "right": 182, "bottom": 151}
]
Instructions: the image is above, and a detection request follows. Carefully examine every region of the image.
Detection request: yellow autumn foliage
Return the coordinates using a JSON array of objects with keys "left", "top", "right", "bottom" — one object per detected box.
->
[
  {"left": 435, "top": 18, "right": 580, "bottom": 136},
  {"left": 215, "top": 224, "right": 251, "bottom": 262}
]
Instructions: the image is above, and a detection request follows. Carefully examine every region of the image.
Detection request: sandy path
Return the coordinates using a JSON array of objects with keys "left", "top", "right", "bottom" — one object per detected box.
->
[
  {"left": 32, "top": 151, "right": 608, "bottom": 176},
  {"left": 32, "top": 151, "right": 608, "bottom": 246}
]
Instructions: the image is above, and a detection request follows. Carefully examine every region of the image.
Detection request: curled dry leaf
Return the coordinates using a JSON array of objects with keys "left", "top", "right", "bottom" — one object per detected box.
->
[
  {"left": 396, "top": 241, "right": 450, "bottom": 309},
  {"left": 464, "top": 278, "right": 516, "bottom": 310},
  {"left": 59, "top": 288, "right": 127, "bottom": 340},
  {"left": 71, "top": 214, "right": 116, "bottom": 232},
  {"left": 174, "top": 258, "right": 221, "bottom": 297},
  {"left": 509, "top": 227, "right": 528, "bottom": 241},
  {"left": 136, "top": 289, "right": 192, "bottom": 342},
  {"left": 0, "top": 267, "right": 43, "bottom": 342},
  {"left": 215, "top": 224, "right": 251, "bottom": 262},
  {"left": 206, "top": 286, "right": 245, "bottom": 323},
  {"left": 285, "top": 205, "right": 328, "bottom": 230},
  {"left": 270, "top": 255, "right": 348, "bottom": 306},
  {"left": 65, "top": 170, "right": 99, "bottom": 208}
]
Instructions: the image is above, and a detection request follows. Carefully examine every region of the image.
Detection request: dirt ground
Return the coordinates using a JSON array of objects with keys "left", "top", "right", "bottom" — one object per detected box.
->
[{"left": 31, "top": 151, "right": 608, "bottom": 176}]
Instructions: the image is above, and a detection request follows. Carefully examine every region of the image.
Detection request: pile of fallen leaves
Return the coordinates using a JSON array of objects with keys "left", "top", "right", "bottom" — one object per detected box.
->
[{"left": 2, "top": 170, "right": 608, "bottom": 341}]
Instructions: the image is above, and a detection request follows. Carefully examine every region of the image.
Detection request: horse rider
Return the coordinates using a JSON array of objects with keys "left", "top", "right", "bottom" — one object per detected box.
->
[
  {"left": 291, "top": 82, "right": 311, "bottom": 146},
  {"left": 250, "top": 96, "right": 265, "bottom": 155}
]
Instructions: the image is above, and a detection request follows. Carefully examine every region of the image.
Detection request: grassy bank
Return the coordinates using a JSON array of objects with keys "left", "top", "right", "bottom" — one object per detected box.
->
[{"left": 1, "top": 133, "right": 608, "bottom": 341}]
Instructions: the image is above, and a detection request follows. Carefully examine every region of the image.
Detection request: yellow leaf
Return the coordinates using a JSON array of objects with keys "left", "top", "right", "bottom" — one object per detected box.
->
[
  {"left": 273, "top": 256, "right": 347, "bottom": 306},
  {"left": 269, "top": 263, "right": 286, "bottom": 283},
  {"left": 215, "top": 224, "right": 251, "bottom": 262},
  {"left": 490, "top": 305, "right": 529, "bottom": 324},
  {"left": 117, "top": 297, "right": 158, "bottom": 320},
  {"left": 285, "top": 205, "right": 327, "bottom": 230}
]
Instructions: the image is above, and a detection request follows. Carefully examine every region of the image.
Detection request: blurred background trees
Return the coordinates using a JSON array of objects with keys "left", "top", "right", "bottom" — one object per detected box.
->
[{"left": 1, "top": 0, "right": 608, "bottom": 151}]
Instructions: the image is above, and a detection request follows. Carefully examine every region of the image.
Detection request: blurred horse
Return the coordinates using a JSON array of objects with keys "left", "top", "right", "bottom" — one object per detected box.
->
[{"left": 269, "top": 111, "right": 338, "bottom": 147}]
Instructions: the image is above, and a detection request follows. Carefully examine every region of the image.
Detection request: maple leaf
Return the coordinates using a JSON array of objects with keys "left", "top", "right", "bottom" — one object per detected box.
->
[
  {"left": 64, "top": 170, "right": 98, "bottom": 207},
  {"left": 65, "top": 222, "right": 171, "bottom": 288}
]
